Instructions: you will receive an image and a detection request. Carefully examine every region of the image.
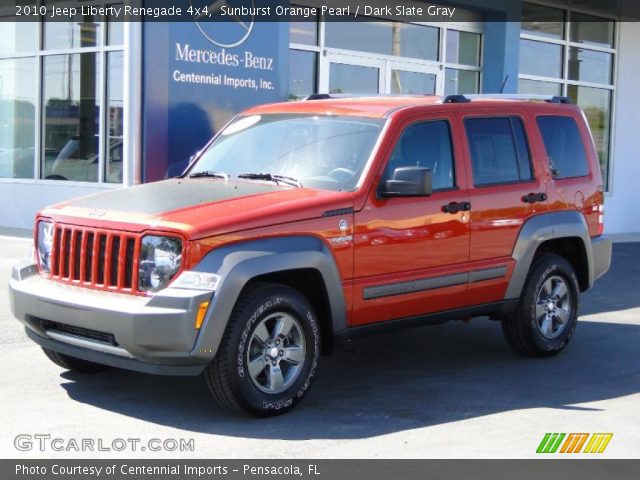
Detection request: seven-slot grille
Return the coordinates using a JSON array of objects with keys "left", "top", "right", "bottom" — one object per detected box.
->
[{"left": 48, "top": 224, "right": 140, "bottom": 293}]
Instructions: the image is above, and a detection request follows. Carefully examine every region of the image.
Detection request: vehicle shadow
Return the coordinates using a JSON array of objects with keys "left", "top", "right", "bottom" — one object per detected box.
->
[
  {"left": 59, "top": 317, "right": 640, "bottom": 440},
  {"left": 59, "top": 243, "right": 640, "bottom": 439}
]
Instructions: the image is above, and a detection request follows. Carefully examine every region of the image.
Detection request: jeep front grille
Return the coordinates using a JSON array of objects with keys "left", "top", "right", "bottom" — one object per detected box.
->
[{"left": 49, "top": 224, "right": 140, "bottom": 293}]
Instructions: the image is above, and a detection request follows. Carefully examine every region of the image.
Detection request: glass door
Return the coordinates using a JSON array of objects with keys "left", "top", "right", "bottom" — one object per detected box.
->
[
  {"left": 321, "top": 53, "right": 385, "bottom": 94},
  {"left": 386, "top": 61, "right": 440, "bottom": 95},
  {"left": 321, "top": 53, "right": 442, "bottom": 95}
]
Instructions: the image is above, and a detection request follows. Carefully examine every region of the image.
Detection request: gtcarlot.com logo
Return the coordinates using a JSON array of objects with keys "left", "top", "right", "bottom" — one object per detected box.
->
[
  {"left": 14, "top": 434, "right": 195, "bottom": 453},
  {"left": 536, "top": 433, "right": 613, "bottom": 454}
]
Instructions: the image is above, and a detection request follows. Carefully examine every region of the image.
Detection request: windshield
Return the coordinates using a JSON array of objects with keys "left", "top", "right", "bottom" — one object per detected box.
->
[{"left": 188, "top": 114, "right": 386, "bottom": 191}]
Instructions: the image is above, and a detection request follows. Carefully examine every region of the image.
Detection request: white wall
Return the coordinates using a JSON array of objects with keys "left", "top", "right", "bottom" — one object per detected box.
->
[
  {"left": 0, "top": 182, "right": 116, "bottom": 231},
  {"left": 605, "top": 22, "right": 640, "bottom": 235}
]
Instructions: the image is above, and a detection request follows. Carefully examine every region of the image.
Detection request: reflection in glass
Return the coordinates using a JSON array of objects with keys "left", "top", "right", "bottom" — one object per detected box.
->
[
  {"left": 1, "top": 21, "right": 37, "bottom": 55},
  {"left": 0, "top": 58, "right": 36, "bottom": 179},
  {"left": 108, "top": 16, "right": 124, "bottom": 45},
  {"left": 289, "top": 50, "right": 317, "bottom": 99},
  {"left": 44, "top": 18, "right": 102, "bottom": 50},
  {"left": 567, "top": 85, "right": 611, "bottom": 181},
  {"left": 445, "top": 69, "right": 479, "bottom": 95},
  {"left": 106, "top": 52, "right": 124, "bottom": 183},
  {"left": 519, "top": 39, "right": 563, "bottom": 79},
  {"left": 521, "top": 3, "right": 565, "bottom": 39},
  {"left": 390, "top": 70, "right": 436, "bottom": 95},
  {"left": 43, "top": 53, "right": 100, "bottom": 182},
  {"left": 568, "top": 47, "right": 613, "bottom": 85},
  {"left": 326, "top": 21, "right": 438, "bottom": 61},
  {"left": 570, "top": 14, "right": 614, "bottom": 48},
  {"left": 290, "top": 20, "right": 317, "bottom": 45},
  {"left": 446, "top": 31, "right": 481, "bottom": 66},
  {"left": 518, "top": 79, "right": 562, "bottom": 96},
  {"left": 329, "top": 63, "right": 379, "bottom": 94}
]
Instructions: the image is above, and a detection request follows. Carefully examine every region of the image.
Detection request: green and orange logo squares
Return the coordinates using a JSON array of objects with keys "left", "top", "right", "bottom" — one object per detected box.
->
[{"left": 537, "top": 433, "right": 613, "bottom": 454}]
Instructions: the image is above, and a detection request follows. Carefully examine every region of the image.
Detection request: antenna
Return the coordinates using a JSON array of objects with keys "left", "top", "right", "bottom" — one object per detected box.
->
[{"left": 500, "top": 75, "right": 509, "bottom": 94}]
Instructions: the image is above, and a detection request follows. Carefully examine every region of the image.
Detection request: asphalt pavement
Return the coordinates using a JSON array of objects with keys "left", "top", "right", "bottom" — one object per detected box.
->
[{"left": 1, "top": 233, "right": 638, "bottom": 458}]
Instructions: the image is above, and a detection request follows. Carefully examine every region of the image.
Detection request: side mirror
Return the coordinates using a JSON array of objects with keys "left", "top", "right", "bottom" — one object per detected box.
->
[{"left": 380, "top": 167, "right": 433, "bottom": 198}]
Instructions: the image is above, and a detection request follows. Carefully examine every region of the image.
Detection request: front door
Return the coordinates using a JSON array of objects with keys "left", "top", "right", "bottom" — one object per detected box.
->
[
  {"left": 352, "top": 112, "right": 471, "bottom": 326},
  {"left": 321, "top": 53, "right": 442, "bottom": 95}
]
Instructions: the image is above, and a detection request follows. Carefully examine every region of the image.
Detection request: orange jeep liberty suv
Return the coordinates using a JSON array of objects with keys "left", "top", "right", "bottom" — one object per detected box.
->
[{"left": 10, "top": 94, "right": 612, "bottom": 416}]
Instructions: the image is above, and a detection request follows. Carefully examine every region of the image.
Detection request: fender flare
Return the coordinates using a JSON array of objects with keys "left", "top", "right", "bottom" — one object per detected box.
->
[
  {"left": 504, "top": 211, "right": 594, "bottom": 300},
  {"left": 189, "top": 236, "right": 346, "bottom": 361}
]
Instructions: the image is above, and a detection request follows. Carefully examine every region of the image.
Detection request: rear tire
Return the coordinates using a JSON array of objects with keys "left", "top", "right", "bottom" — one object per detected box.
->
[
  {"left": 204, "top": 283, "right": 320, "bottom": 416},
  {"left": 502, "top": 253, "right": 580, "bottom": 357},
  {"left": 42, "top": 348, "right": 111, "bottom": 373}
]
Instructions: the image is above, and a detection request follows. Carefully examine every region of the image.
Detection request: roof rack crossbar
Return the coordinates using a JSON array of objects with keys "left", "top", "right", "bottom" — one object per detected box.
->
[
  {"left": 442, "top": 95, "right": 471, "bottom": 104},
  {"left": 442, "top": 94, "right": 572, "bottom": 104}
]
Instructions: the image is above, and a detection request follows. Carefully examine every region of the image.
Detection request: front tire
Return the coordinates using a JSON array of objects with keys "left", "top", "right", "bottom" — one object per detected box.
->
[
  {"left": 204, "top": 283, "right": 320, "bottom": 416},
  {"left": 502, "top": 253, "right": 580, "bottom": 357},
  {"left": 42, "top": 348, "right": 111, "bottom": 373}
]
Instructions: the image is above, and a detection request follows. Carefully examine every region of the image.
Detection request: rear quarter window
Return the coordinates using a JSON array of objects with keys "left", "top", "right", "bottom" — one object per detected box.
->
[{"left": 536, "top": 116, "right": 590, "bottom": 179}]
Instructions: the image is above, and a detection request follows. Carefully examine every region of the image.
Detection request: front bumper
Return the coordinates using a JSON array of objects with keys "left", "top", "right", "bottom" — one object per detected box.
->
[{"left": 9, "top": 260, "right": 213, "bottom": 376}]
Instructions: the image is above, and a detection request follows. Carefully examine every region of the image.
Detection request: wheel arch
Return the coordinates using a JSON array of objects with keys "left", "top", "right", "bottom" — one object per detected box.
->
[
  {"left": 190, "top": 236, "right": 347, "bottom": 361},
  {"left": 505, "top": 211, "right": 595, "bottom": 300}
]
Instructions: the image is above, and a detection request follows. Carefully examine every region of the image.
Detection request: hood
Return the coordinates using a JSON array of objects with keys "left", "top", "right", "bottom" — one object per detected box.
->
[{"left": 41, "top": 179, "right": 355, "bottom": 238}]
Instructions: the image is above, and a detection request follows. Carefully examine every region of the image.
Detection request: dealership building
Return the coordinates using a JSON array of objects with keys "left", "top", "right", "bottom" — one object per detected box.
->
[{"left": 1, "top": 0, "right": 639, "bottom": 234}]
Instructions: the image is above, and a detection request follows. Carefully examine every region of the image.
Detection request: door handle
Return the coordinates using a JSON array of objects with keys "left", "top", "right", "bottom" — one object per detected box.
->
[
  {"left": 522, "top": 192, "right": 547, "bottom": 204},
  {"left": 442, "top": 202, "right": 471, "bottom": 214}
]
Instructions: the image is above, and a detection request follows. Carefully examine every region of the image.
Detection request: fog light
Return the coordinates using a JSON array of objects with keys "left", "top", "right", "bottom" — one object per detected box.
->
[{"left": 195, "top": 301, "right": 210, "bottom": 330}]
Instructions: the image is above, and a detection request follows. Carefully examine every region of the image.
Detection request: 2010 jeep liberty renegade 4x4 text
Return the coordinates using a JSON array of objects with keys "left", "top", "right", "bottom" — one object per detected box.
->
[{"left": 10, "top": 94, "right": 612, "bottom": 416}]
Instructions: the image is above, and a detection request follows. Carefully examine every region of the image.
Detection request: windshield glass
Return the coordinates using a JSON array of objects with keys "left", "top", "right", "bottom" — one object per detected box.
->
[{"left": 189, "top": 114, "right": 386, "bottom": 191}]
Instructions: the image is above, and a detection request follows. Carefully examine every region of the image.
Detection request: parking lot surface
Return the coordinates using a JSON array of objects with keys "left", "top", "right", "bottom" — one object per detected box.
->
[{"left": 1, "top": 233, "right": 638, "bottom": 458}]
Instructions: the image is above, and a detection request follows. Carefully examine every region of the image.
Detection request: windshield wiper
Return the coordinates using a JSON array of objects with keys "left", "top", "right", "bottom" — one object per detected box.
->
[
  {"left": 189, "top": 171, "right": 230, "bottom": 180},
  {"left": 237, "top": 173, "right": 303, "bottom": 188}
]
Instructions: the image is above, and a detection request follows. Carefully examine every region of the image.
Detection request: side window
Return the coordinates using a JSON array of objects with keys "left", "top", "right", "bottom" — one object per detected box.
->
[
  {"left": 383, "top": 120, "right": 455, "bottom": 191},
  {"left": 465, "top": 117, "right": 533, "bottom": 186},
  {"left": 536, "top": 116, "right": 589, "bottom": 179}
]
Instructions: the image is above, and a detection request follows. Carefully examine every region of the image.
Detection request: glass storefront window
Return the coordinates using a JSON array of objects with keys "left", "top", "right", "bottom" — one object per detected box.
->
[
  {"left": 290, "top": 21, "right": 318, "bottom": 46},
  {"left": 108, "top": 19, "right": 124, "bottom": 45},
  {"left": 446, "top": 31, "right": 481, "bottom": 66},
  {"left": 289, "top": 50, "right": 317, "bottom": 99},
  {"left": 518, "top": 79, "right": 562, "bottom": 96},
  {"left": 1, "top": 21, "right": 37, "bottom": 55},
  {"left": 567, "top": 47, "right": 613, "bottom": 85},
  {"left": 445, "top": 69, "right": 479, "bottom": 95},
  {"left": 42, "top": 53, "right": 100, "bottom": 182},
  {"left": 567, "top": 85, "right": 611, "bottom": 179},
  {"left": 390, "top": 70, "right": 436, "bottom": 95},
  {"left": 521, "top": 4, "right": 565, "bottom": 39},
  {"left": 44, "top": 19, "right": 102, "bottom": 50},
  {"left": 329, "top": 63, "right": 378, "bottom": 94},
  {"left": 0, "top": 58, "right": 36, "bottom": 179},
  {"left": 326, "top": 21, "right": 438, "bottom": 62},
  {"left": 570, "top": 14, "right": 615, "bottom": 48},
  {"left": 519, "top": 39, "right": 563, "bottom": 78},
  {"left": 106, "top": 51, "right": 124, "bottom": 183}
]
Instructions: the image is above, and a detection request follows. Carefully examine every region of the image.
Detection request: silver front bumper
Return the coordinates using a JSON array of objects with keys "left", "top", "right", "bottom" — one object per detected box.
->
[{"left": 10, "top": 260, "right": 213, "bottom": 374}]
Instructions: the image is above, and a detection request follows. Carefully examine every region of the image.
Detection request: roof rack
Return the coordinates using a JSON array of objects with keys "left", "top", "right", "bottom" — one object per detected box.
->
[
  {"left": 303, "top": 93, "right": 426, "bottom": 101},
  {"left": 442, "top": 94, "right": 572, "bottom": 104}
]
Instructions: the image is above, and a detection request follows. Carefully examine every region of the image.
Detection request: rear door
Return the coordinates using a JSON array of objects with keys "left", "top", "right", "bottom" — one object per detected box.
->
[{"left": 460, "top": 109, "right": 549, "bottom": 306}]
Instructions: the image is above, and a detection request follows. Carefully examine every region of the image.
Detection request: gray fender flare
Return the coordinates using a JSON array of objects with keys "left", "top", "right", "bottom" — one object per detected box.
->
[
  {"left": 189, "top": 236, "right": 346, "bottom": 361},
  {"left": 505, "top": 210, "right": 595, "bottom": 300}
]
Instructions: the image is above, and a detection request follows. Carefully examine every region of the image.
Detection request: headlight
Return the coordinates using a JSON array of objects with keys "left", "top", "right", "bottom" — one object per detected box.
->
[
  {"left": 138, "top": 235, "right": 183, "bottom": 292},
  {"left": 36, "top": 221, "right": 54, "bottom": 274}
]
